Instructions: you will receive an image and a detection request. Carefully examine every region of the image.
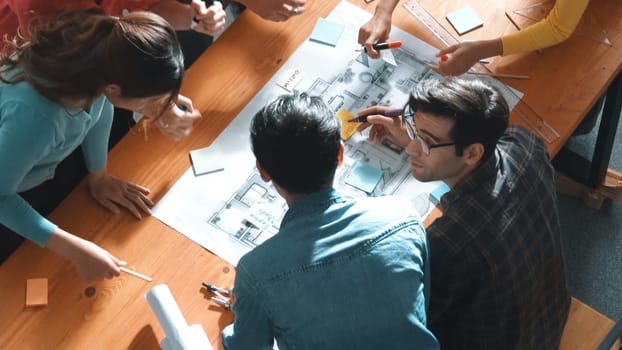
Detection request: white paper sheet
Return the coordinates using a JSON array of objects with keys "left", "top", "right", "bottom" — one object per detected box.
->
[{"left": 152, "top": 1, "right": 523, "bottom": 266}]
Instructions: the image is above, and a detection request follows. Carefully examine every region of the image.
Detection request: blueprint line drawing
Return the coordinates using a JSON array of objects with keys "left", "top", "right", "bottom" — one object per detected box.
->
[
  {"left": 152, "top": 1, "right": 521, "bottom": 266},
  {"left": 207, "top": 172, "right": 285, "bottom": 250}
]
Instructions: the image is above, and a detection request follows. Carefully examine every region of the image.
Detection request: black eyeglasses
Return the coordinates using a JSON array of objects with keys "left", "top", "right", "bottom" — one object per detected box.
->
[{"left": 401, "top": 103, "right": 456, "bottom": 156}]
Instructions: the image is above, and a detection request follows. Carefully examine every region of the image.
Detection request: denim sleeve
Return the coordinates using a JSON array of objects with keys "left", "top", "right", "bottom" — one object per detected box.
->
[{"left": 222, "top": 262, "right": 275, "bottom": 350}]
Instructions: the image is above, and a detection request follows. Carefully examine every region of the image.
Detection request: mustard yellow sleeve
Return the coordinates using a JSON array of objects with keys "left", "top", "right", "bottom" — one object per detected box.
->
[{"left": 501, "top": 0, "right": 590, "bottom": 55}]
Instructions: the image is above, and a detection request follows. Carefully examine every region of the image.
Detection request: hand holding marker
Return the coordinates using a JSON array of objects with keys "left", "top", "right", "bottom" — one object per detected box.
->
[{"left": 357, "top": 40, "right": 402, "bottom": 53}]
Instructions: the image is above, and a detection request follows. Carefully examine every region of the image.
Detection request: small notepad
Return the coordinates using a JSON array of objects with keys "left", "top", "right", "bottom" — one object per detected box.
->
[
  {"left": 309, "top": 18, "right": 345, "bottom": 47},
  {"left": 346, "top": 162, "right": 384, "bottom": 194},
  {"left": 446, "top": 6, "right": 483, "bottom": 35},
  {"left": 190, "top": 145, "right": 225, "bottom": 176},
  {"left": 26, "top": 278, "right": 48, "bottom": 307}
]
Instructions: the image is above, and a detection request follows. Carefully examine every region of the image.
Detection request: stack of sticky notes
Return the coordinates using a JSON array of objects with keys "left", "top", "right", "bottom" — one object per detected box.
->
[
  {"left": 446, "top": 6, "right": 484, "bottom": 35},
  {"left": 26, "top": 278, "right": 48, "bottom": 307},
  {"left": 430, "top": 182, "right": 450, "bottom": 204},
  {"left": 346, "top": 161, "right": 384, "bottom": 194},
  {"left": 190, "top": 145, "right": 225, "bottom": 176},
  {"left": 336, "top": 109, "right": 360, "bottom": 140},
  {"left": 309, "top": 18, "right": 345, "bottom": 47}
]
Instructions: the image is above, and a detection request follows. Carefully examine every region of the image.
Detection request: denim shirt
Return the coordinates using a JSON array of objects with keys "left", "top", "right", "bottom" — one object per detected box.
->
[{"left": 222, "top": 189, "right": 439, "bottom": 350}]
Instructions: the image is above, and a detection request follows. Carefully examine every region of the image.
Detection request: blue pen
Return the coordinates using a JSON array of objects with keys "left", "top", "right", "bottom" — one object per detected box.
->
[
  {"left": 348, "top": 107, "right": 403, "bottom": 123},
  {"left": 203, "top": 282, "right": 231, "bottom": 309},
  {"left": 202, "top": 282, "right": 231, "bottom": 295}
]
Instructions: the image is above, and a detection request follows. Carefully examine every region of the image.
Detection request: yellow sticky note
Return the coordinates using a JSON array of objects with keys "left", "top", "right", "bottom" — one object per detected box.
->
[
  {"left": 336, "top": 109, "right": 360, "bottom": 140},
  {"left": 276, "top": 68, "right": 304, "bottom": 92},
  {"left": 26, "top": 278, "right": 48, "bottom": 307}
]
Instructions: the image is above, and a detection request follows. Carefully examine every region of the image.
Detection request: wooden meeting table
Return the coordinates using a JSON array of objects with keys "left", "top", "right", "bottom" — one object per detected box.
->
[{"left": 1, "top": 0, "right": 620, "bottom": 348}]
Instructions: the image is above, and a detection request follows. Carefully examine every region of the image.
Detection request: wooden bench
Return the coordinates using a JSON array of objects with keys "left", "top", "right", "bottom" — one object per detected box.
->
[{"left": 559, "top": 297, "right": 618, "bottom": 350}]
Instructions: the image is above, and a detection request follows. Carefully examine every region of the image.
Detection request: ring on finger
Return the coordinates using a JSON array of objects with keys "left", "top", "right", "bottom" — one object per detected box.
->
[{"left": 292, "top": 6, "right": 299, "bottom": 14}]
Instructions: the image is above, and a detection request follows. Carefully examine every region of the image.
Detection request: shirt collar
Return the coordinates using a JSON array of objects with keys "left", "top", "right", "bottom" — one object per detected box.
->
[
  {"left": 281, "top": 188, "right": 344, "bottom": 226},
  {"left": 440, "top": 147, "right": 501, "bottom": 209}
]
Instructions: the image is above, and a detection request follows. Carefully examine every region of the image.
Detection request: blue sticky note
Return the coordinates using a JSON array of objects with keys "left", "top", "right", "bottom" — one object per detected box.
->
[
  {"left": 309, "top": 18, "right": 345, "bottom": 47},
  {"left": 430, "top": 182, "right": 450, "bottom": 203},
  {"left": 346, "top": 162, "right": 384, "bottom": 194}
]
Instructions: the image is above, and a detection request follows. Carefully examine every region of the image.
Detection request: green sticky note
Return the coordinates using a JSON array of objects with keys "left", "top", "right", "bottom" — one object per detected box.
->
[
  {"left": 309, "top": 18, "right": 345, "bottom": 47},
  {"left": 345, "top": 162, "right": 384, "bottom": 194},
  {"left": 189, "top": 145, "right": 225, "bottom": 176},
  {"left": 445, "top": 6, "right": 484, "bottom": 35}
]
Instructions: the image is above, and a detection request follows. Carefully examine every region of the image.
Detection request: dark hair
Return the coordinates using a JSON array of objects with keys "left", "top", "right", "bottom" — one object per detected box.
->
[
  {"left": 408, "top": 77, "right": 509, "bottom": 162},
  {"left": 0, "top": 8, "right": 183, "bottom": 113},
  {"left": 250, "top": 92, "right": 342, "bottom": 194}
]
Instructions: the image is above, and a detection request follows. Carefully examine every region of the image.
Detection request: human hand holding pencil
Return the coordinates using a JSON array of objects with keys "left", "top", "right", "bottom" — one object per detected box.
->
[
  {"left": 348, "top": 106, "right": 403, "bottom": 123},
  {"left": 355, "top": 105, "right": 411, "bottom": 147}
]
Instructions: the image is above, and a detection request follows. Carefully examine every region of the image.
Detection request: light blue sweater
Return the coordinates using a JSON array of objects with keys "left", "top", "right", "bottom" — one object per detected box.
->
[{"left": 0, "top": 78, "right": 112, "bottom": 246}]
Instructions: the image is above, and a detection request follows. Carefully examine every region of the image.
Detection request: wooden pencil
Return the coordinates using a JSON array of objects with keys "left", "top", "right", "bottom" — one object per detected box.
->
[{"left": 120, "top": 266, "right": 153, "bottom": 282}]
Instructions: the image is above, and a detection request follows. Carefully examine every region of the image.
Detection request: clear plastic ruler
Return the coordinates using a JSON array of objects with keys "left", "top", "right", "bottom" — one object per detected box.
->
[
  {"left": 512, "top": 1, "right": 554, "bottom": 22},
  {"left": 402, "top": 0, "right": 459, "bottom": 47},
  {"left": 402, "top": 0, "right": 560, "bottom": 143}
]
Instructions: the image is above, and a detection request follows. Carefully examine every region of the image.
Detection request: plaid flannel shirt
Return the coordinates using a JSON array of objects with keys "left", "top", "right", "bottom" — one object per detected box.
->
[{"left": 427, "top": 125, "right": 570, "bottom": 349}]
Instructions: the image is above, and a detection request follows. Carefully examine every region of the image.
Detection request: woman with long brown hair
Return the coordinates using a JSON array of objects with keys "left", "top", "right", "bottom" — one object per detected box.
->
[{"left": 0, "top": 8, "right": 186, "bottom": 281}]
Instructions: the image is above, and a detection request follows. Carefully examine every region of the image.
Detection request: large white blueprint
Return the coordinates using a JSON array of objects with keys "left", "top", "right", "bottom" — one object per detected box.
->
[{"left": 152, "top": 1, "right": 521, "bottom": 266}]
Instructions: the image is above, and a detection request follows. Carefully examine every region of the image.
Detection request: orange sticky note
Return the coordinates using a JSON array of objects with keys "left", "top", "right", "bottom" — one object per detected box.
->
[
  {"left": 26, "top": 278, "right": 48, "bottom": 307},
  {"left": 336, "top": 109, "right": 360, "bottom": 140}
]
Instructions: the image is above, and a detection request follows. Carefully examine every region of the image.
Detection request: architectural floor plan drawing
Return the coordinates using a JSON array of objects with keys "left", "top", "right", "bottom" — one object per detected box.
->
[
  {"left": 207, "top": 172, "right": 285, "bottom": 250},
  {"left": 152, "top": 1, "right": 521, "bottom": 265}
]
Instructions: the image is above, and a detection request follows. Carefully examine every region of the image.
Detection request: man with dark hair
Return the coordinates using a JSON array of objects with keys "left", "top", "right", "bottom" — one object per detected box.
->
[
  {"left": 361, "top": 77, "right": 570, "bottom": 349},
  {"left": 221, "top": 92, "right": 439, "bottom": 350}
]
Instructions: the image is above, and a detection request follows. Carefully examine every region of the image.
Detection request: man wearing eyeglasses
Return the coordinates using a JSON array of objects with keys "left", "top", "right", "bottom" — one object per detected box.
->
[{"left": 358, "top": 77, "right": 570, "bottom": 350}]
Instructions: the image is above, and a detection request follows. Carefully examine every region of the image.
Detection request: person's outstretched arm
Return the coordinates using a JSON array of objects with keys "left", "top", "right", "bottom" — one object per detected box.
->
[
  {"left": 0, "top": 99, "right": 125, "bottom": 281},
  {"left": 358, "top": 0, "right": 400, "bottom": 58},
  {"left": 430, "top": 0, "right": 589, "bottom": 76}
]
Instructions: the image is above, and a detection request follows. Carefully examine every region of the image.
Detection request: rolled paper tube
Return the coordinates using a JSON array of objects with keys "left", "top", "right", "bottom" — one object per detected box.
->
[{"left": 145, "top": 284, "right": 188, "bottom": 342}]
